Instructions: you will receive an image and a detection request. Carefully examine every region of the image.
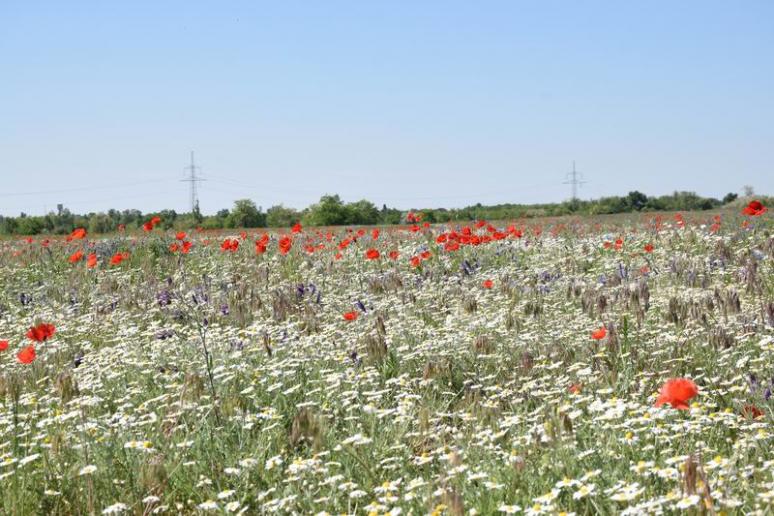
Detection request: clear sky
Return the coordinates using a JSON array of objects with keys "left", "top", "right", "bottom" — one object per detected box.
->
[{"left": 1, "top": 1, "right": 772, "bottom": 216}]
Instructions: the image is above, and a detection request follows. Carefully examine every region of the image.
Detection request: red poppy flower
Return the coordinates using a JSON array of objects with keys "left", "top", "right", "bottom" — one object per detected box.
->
[
  {"left": 482, "top": 279, "right": 494, "bottom": 289},
  {"left": 181, "top": 241, "right": 192, "bottom": 254},
  {"left": 371, "top": 229, "right": 380, "bottom": 240},
  {"left": 176, "top": 231, "right": 187, "bottom": 240},
  {"left": 27, "top": 323, "right": 55, "bottom": 342},
  {"left": 388, "top": 250, "right": 399, "bottom": 260},
  {"left": 255, "top": 241, "right": 267, "bottom": 255},
  {"left": 644, "top": 243, "right": 654, "bottom": 253},
  {"left": 279, "top": 236, "right": 293, "bottom": 256},
  {"left": 742, "top": 200, "right": 767, "bottom": 216},
  {"left": 420, "top": 251, "right": 431, "bottom": 260},
  {"left": 365, "top": 248, "right": 380, "bottom": 260},
  {"left": 654, "top": 378, "right": 698, "bottom": 410},
  {"left": 591, "top": 326, "right": 607, "bottom": 340},
  {"left": 568, "top": 383, "right": 582, "bottom": 394},
  {"left": 343, "top": 311, "right": 358, "bottom": 321},
  {"left": 741, "top": 404, "right": 764, "bottom": 419},
  {"left": 169, "top": 243, "right": 180, "bottom": 253},
  {"left": 110, "top": 252, "right": 128, "bottom": 265},
  {"left": 87, "top": 253, "right": 98, "bottom": 268},
  {"left": 221, "top": 238, "right": 239, "bottom": 252},
  {"left": 69, "top": 250, "right": 84, "bottom": 263},
  {"left": 151, "top": 216, "right": 162, "bottom": 226},
  {"left": 17, "top": 345, "right": 36, "bottom": 364},
  {"left": 143, "top": 221, "right": 154, "bottom": 232},
  {"left": 291, "top": 222, "right": 303, "bottom": 234},
  {"left": 0, "top": 340, "right": 8, "bottom": 351},
  {"left": 603, "top": 241, "right": 612, "bottom": 249},
  {"left": 118, "top": 224, "right": 126, "bottom": 232},
  {"left": 409, "top": 256, "right": 421, "bottom": 268},
  {"left": 68, "top": 227, "right": 87, "bottom": 241}
]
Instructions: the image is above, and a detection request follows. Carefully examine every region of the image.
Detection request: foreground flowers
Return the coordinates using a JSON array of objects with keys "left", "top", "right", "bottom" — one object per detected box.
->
[
  {"left": 17, "top": 344, "right": 36, "bottom": 364},
  {"left": 27, "top": 323, "right": 55, "bottom": 342},
  {"left": 0, "top": 212, "right": 772, "bottom": 514},
  {"left": 110, "top": 253, "right": 127, "bottom": 266},
  {"left": 68, "top": 250, "right": 84, "bottom": 263},
  {"left": 742, "top": 200, "right": 767, "bottom": 216},
  {"left": 654, "top": 378, "right": 699, "bottom": 410}
]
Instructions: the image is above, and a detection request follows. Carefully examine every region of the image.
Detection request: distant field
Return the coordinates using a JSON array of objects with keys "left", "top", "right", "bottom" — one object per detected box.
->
[
  {"left": 0, "top": 206, "right": 772, "bottom": 514},
  {"left": 1, "top": 207, "right": 736, "bottom": 241}
]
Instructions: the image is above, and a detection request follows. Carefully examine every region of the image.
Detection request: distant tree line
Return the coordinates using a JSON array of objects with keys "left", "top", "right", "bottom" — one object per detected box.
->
[
  {"left": 421, "top": 191, "right": 740, "bottom": 222},
  {"left": 0, "top": 190, "right": 746, "bottom": 235}
]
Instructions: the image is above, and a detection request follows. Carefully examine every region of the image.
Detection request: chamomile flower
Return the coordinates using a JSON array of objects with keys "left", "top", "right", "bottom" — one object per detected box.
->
[{"left": 674, "top": 494, "right": 700, "bottom": 509}]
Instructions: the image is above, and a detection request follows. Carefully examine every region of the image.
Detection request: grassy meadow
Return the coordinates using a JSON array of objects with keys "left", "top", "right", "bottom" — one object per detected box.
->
[{"left": 0, "top": 208, "right": 772, "bottom": 515}]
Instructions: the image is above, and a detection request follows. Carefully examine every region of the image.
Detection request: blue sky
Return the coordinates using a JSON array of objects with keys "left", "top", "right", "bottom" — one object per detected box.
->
[{"left": 1, "top": 1, "right": 772, "bottom": 216}]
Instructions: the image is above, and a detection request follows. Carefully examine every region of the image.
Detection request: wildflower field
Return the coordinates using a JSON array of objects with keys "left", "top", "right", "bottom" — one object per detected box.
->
[{"left": 1, "top": 205, "right": 772, "bottom": 515}]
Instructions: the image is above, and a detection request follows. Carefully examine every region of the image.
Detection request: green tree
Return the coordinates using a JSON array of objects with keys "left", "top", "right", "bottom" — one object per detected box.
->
[
  {"left": 379, "top": 205, "right": 403, "bottom": 225},
  {"left": 346, "top": 199, "right": 380, "bottom": 225},
  {"left": 227, "top": 199, "right": 265, "bottom": 228},
  {"left": 192, "top": 202, "right": 204, "bottom": 224},
  {"left": 303, "top": 195, "right": 349, "bottom": 226},
  {"left": 722, "top": 192, "right": 738, "bottom": 204},
  {"left": 88, "top": 213, "right": 113, "bottom": 234},
  {"left": 16, "top": 216, "right": 45, "bottom": 235},
  {"left": 0, "top": 216, "right": 17, "bottom": 234},
  {"left": 626, "top": 191, "right": 649, "bottom": 211},
  {"left": 266, "top": 204, "right": 300, "bottom": 228}
]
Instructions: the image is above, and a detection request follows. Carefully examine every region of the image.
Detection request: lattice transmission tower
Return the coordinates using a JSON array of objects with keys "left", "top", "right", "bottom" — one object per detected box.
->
[{"left": 181, "top": 151, "right": 205, "bottom": 213}]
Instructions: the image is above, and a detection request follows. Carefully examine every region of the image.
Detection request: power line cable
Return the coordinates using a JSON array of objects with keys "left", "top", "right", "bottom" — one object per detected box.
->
[{"left": 0, "top": 178, "right": 175, "bottom": 197}]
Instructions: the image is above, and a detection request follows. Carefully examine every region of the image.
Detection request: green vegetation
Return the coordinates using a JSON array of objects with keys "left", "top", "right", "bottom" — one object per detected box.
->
[
  {"left": 0, "top": 209, "right": 772, "bottom": 514},
  {"left": 0, "top": 190, "right": 758, "bottom": 235}
]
